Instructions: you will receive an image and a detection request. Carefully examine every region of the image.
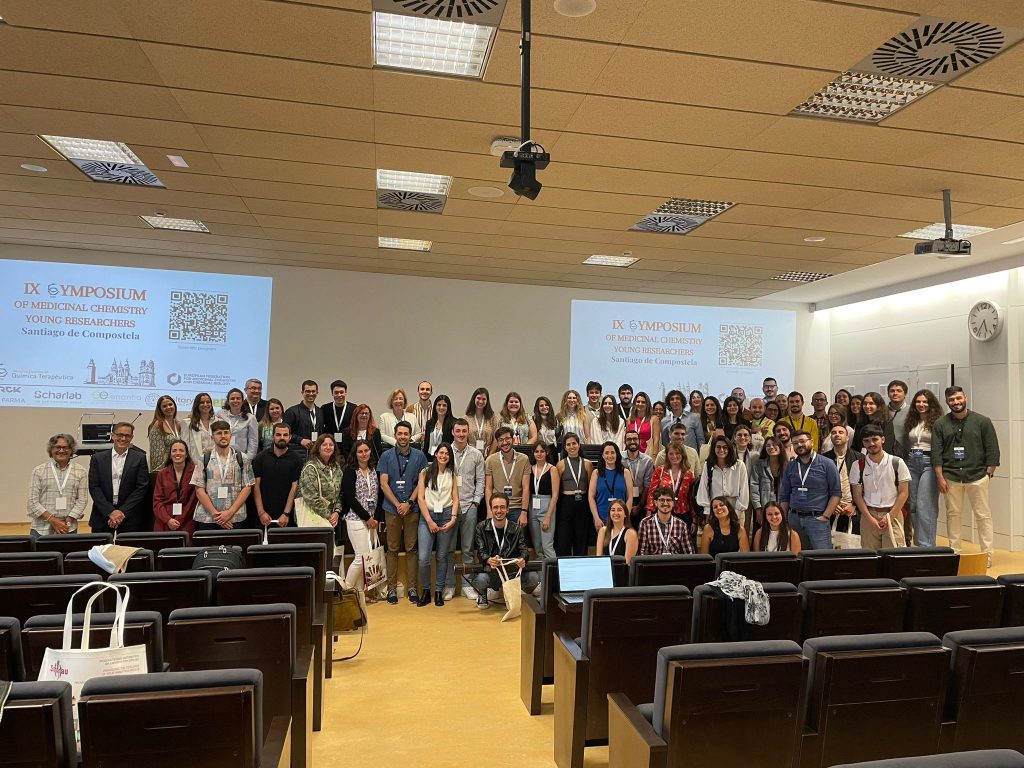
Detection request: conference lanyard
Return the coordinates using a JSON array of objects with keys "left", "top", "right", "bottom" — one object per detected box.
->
[
  {"left": 610, "top": 529, "right": 624, "bottom": 555},
  {"left": 533, "top": 465, "right": 548, "bottom": 496},
  {"left": 670, "top": 468, "right": 683, "bottom": 496},
  {"left": 174, "top": 468, "right": 185, "bottom": 501},
  {"left": 797, "top": 453, "right": 817, "bottom": 488},
  {"left": 307, "top": 408, "right": 317, "bottom": 430},
  {"left": 500, "top": 452, "right": 519, "bottom": 487},
  {"left": 167, "top": 421, "right": 180, "bottom": 439},
  {"left": 629, "top": 417, "right": 647, "bottom": 434},
  {"left": 566, "top": 457, "right": 582, "bottom": 490},
  {"left": 454, "top": 448, "right": 466, "bottom": 475},
  {"left": 334, "top": 404, "right": 344, "bottom": 430},
  {"left": 210, "top": 451, "right": 231, "bottom": 485},
  {"left": 50, "top": 461, "right": 70, "bottom": 496},
  {"left": 655, "top": 518, "right": 672, "bottom": 552},
  {"left": 602, "top": 469, "right": 619, "bottom": 498},
  {"left": 491, "top": 519, "right": 506, "bottom": 552},
  {"left": 625, "top": 456, "right": 642, "bottom": 482},
  {"left": 475, "top": 415, "right": 486, "bottom": 440},
  {"left": 397, "top": 452, "right": 410, "bottom": 480}
]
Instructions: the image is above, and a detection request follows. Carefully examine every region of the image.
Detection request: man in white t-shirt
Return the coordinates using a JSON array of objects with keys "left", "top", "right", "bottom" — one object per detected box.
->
[{"left": 850, "top": 424, "right": 910, "bottom": 550}]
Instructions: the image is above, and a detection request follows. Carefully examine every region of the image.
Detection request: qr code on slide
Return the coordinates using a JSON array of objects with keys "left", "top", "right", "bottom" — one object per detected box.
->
[
  {"left": 718, "top": 324, "right": 763, "bottom": 368},
  {"left": 168, "top": 291, "right": 228, "bottom": 343}
]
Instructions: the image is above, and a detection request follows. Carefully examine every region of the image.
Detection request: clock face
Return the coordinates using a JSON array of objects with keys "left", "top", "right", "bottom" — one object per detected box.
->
[{"left": 968, "top": 300, "right": 1002, "bottom": 342}]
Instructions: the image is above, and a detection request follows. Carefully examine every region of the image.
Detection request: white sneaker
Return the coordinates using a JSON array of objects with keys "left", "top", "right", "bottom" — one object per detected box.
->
[
  {"left": 487, "top": 588, "right": 501, "bottom": 601},
  {"left": 532, "top": 583, "right": 543, "bottom": 597},
  {"left": 443, "top": 587, "right": 455, "bottom": 601},
  {"left": 462, "top": 585, "right": 479, "bottom": 600}
]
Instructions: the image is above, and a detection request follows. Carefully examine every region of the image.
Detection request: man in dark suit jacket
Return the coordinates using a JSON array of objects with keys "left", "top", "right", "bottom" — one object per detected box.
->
[
  {"left": 242, "top": 378, "right": 268, "bottom": 422},
  {"left": 284, "top": 379, "right": 320, "bottom": 452},
  {"left": 88, "top": 422, "right": 150, "bottom": 533},
  {"left": 320, "top": 379, "right": 356, "bottom": 441}
]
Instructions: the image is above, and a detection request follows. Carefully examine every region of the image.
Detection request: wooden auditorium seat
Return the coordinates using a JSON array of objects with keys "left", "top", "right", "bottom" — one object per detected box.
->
[
  {"left": 0, "top": 550, "right": 64, "bottom": 577},
  {"left": 628, "top": 554, "right": 717, "bottom": 591},
  {"left": 799, "top": 548, "right": 881, "bottom": 582},
  {"left": 901, "top": 576, "right": 1004, "bottom": 638},
  {"left": 799, "top": 578, "right": 905, "bottom": 639},
  {"left": 0, "top": 681, "right": 77, "bottom": 768},
  {"left": 715, "top": 551, "right": 801, "bottom": 584},
  {"left": 691, "top": 581, "right": 802, "bottom": 643},
  {"left": 109, "top": 569, "right": 213, "bottom": 623}
]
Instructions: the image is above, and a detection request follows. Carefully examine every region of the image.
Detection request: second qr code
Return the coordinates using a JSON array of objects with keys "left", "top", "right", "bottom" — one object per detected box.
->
[
  {"left": 718, "top": 324, "right": 763, "bottom": 368},
  {"left": 169, "top": 290, "right": 228, "bottom": 343}
]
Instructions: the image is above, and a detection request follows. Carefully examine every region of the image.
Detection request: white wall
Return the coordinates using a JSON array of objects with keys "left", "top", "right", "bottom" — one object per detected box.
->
[
  {"left": 824, "top": 270, "right": 1021, "bottom": 551},
  {"left": 0, "top": 242, "right": 820, "bottom": 523}
]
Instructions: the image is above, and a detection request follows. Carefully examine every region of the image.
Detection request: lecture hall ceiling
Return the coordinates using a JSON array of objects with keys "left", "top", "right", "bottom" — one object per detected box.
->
[{"left": 1, "top": 0, "right": 1024, "bottom": 300}]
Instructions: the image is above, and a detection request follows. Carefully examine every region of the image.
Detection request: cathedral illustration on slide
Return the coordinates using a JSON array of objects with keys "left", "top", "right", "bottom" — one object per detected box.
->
[{"left": 84, "top": 358, "right": 156, "bottom": 387}]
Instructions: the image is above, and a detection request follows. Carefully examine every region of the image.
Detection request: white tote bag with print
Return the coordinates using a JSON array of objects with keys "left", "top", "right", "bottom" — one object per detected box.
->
[{"left": 37, "top": 582, "right": 149, "bottom": 748}]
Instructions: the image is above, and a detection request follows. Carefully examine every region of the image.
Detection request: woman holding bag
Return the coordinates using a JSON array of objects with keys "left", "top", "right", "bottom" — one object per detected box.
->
[
  {"left": 416, "top": 442, "right": 459, "bottom": 607},
  {"left": 297, "top": 434, "right": 342, "bottom": 529},
  {"left": 341, "top": 439, "right": 383, "bottom": 593}
]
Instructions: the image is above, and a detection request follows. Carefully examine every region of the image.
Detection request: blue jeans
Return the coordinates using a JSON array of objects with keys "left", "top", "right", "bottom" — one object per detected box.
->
[
  {"left": 788, "top": 511, "right": 833, "bottom": 550},
  {"left": 472, "top": 568, "right": 540, "bottom": 596},
  {"left": 447, "top": 500, "right": 480, "bottom": 590},
  {"left": 418, "top": 508, "right": 455, "bottom": 593},
  {"left": 907, "top": 451, "right": 938, "bottom": 547}
]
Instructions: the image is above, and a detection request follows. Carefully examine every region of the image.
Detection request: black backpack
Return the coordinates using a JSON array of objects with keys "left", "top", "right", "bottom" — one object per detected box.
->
[{"left": 191, "top": 545, "right": 244, "bottom": 574}]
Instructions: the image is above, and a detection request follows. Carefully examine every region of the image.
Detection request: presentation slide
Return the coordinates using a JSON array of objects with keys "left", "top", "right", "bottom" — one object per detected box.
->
[
  {"left": 570, "top": 300, "right": 796, "bottom": 403},
  {"left": 0, "top": 259, "right": 272, "bottom": 410}
]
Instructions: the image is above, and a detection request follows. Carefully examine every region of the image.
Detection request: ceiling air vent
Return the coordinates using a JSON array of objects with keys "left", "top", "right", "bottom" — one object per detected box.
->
[
  {"left": 791, "top": 16, "right": 1024, "bottom": 123},
  {"left": 631, "top": 198, "right": 734, "bottom": 235},
  {"left": 855, "top": 17, "right": 1023, "bottom": 82},
  {"left": 373, "top": 0, "right": 507, "bottom": 24},
  {"left": 377, "top": 190, "right": 446, "bottom": 213},
  {"left": 771, "top": 271, "right": 833, "bottom": 283}
]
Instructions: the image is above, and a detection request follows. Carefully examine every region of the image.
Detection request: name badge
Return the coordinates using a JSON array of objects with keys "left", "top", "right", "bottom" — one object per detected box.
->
[
  {"left": 632, "top": 487, "right": 640, "bottom": 499},
  {"left": 172, "top": 502, "right": 183, "bottom": 517},
  {"left": 366, "top": 500, "right": 376, "bottom": 512},
  {"left": 217, "top": 486, "right": 229, "bottom": 499},
  {"left": 476, "top": 440, "right": 485, "bottom": 450},
  {"left": 311, "top": 431, "right": 318, "bottom": 442},
  {"left": 433, "top": 502, "right": 443, "bottom": 516},
  {"left": 532, "top": 498, "right": 541, "bottom": 510},
  {"left": 395, "top": 480, "right": 406, "bottom": 490},
  {"left": 574, "top": 491, "right": 583, "bottom": 502},
  {"left": 55, "top": 496, "right": 68, "bottom": 511},
  {"left": 112, "top": 472, "right": 121, "bottom": 482},
  {"left": 503, "top": 485, "right": 513, "bottom": 497},
  {"left": 333, "top": 432, "right": 344, "bottom": 443},
  {"left": 456, "top": 476, "right": 463, "bottom": 488},
  {"left": 953, "top": 446, "right": 966, "bottom": 461}
]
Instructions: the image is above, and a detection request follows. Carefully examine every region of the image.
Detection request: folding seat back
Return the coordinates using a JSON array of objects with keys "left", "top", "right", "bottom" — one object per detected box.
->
[
  {"left": 266, "top": 527, "right": 334, "bottom": 553},
  {"left": 942, "top": 626, "right": 1024, "bottom": 754},
  {"left": 0, "top": 551, "right": 63, "bottom": 577},
  {"left": 902, "top": 576, "right": 1004, "bottom": 637},
  {"left": 715, "top": 551, "right": 800, "bottom": 584},
  {"left": 246, "top": 544, "right": 327, "bottom": 615},
  {"left": 33, "top": 533, "right": 112, "bottom": 557},
  {"left": 64, "top": 548, "right": 155, "bottom": 577},
  {"left": 167, "top": 604, "right": 295, "bottom": 737},
  {"left": 658, "top": 641, "right": 805, "bottom": 766},
  {"left": 692, "top": 582, "right": 802, "bottom": 643},
  {"left": 800, "top": 578, "right": 905, "bottom": 639},
  {"left": 0, "top": 616, "right": 25, "bottom": 682},
  {"left": 803, "top": 632, "right": 948, "bottom": 767},
  {"left": 216, "top": 567, "right": 315, "bottom": 651},
  {"left": 0, "top": 574, "right": 105, "bottom": 623},
  {"left": 113, "top": 531, "right": 189, "bottom": 557},
  {"left": 799, "top": 548, "right": 882, "bottom": 582},
  {"left": 998, "top": 574, "right": 1024, "bottom": 627},
  {"left": 78, "top": 669, "right": 287, "bottom": 768},
  {"left": 0, "top": 534, "right": 34, "bottom": 552},
  {"left": 157, "top": 546, "right": 210, "bottom": 571},
  {"left": 0, "top": 681, "right": 76, "bottom": 768},
  {"left": 191, "top": 529, "right": 262, "bottom": 551},
  {"left": 109, "top": 570, "right": 213, "bottom": 623},
  {"left": 22, "top": 610, "right": 164, "bottom": 679},
  {"left": 628, "top": 554, "right": 716, "bottom": 591},
  {"left": 880, "top": 546, "right": 959, "bottom": 581}
]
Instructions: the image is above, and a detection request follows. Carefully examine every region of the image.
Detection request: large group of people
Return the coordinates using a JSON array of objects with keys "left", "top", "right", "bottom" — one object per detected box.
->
[{"left": 26, "top": 374, "right": 1002, "bottom": 611}]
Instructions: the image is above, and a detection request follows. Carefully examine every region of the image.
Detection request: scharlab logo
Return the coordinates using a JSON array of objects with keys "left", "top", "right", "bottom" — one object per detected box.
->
[{"left": 49, "top": 660, "right": 69, "bottom": 678}]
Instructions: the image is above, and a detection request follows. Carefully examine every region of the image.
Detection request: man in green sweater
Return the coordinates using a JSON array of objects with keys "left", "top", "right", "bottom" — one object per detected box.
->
[{"left": 932, "top": 386, "right": 1000, "bottom": 567}]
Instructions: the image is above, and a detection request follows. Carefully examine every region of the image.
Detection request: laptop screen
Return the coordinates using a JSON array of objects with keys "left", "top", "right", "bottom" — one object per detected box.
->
[{"left": 557, "top": 557, "right": 614, "bottom": 593}]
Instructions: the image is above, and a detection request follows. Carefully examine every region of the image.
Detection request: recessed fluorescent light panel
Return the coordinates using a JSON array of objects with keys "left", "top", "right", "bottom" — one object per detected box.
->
[
  {"left": 167, "top": 155, "right": 190, "bottom": 168},
  {"left": 376, "top": 169, "right": 452, "bottom": 214},
  {"left": 141, "top": 216, "right": 210, "bottom": 233},
  {"left": 900, "top": 223, "right": 994, "bottom": 239},
  {"left": 631, "top": 198, "right": 734, "bottom": 235},
  {"left": 40, "top": 135, "right": 164, "bottom": 187},
  {"left": 379, "top": 236, "right": 432, "bottom": 251},
  {"left": 583, "top": 255, "right": 639, "bottom": 267},
  {"left": 372, "top": 11, "right": 496, "bottom": 78},
  {"left": 771, "top": 271, "right": 833, "bottom": 283},
  {"left": 791, "top": 71, "right": 938, "bottom": 123}
]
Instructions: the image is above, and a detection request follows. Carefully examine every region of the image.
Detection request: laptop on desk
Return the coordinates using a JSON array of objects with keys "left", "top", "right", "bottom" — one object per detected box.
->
[{"left": 557, "top": 557, "right": 614, "bottom": 604}]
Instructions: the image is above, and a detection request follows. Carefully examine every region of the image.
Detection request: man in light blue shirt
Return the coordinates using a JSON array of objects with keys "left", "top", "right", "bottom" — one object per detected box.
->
[
  {"left": 378, "top": 420, "right": 428, "bottom": 605},
  {"left": 779, "top": 430, "right": 840, "bottom": 550}
]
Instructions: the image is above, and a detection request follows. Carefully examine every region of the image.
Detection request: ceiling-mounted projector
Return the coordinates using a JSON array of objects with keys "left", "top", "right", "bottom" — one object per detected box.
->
[{"left": 915, "top": 189, "right": 971, "bottom": 258}]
